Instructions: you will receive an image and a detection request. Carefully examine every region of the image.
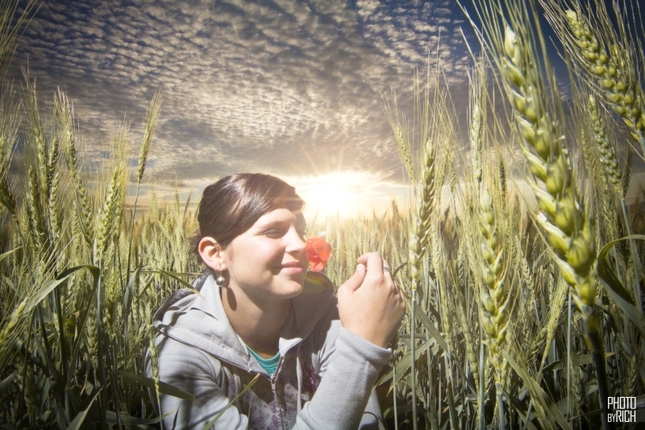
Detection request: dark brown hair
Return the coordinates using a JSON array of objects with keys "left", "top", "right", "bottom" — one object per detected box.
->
[{"left": 191, "top": 173, "right": 304, "bottom": 255}]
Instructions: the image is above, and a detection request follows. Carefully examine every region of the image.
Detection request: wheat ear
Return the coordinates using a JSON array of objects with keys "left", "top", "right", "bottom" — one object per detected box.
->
[
  {"left": 94, "top": 162, "right": 126, "bottom": 262},
  {"left": 502, "top": 26, "right": 597, "bottom": 310},
  {"left": 587, "top": 95, "right": 624, "bottom": 195},
  {"left": 502, "top": 24, "right": 611, "bottom": 426},
  {"left": 541, "top": 1, "right": 645, "bottom": 160},
  {"left": 466, "top": 65, "right": 511, "bottom": 392},
  {"left": 383, "top": 91, "right": 416, "bottom": 184},
  {"left": 56, "top": 90, "right": 94, "bottom": 248}
]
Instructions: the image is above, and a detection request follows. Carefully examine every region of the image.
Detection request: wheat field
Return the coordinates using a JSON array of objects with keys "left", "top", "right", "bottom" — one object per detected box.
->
[{"left": 1, "top": 0, "right": 644, "bottom": 428}]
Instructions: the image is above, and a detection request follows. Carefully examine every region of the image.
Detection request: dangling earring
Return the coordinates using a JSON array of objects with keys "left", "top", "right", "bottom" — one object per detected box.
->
[{"left": 214, "top": 271, "right": 227, "bottom": 287}]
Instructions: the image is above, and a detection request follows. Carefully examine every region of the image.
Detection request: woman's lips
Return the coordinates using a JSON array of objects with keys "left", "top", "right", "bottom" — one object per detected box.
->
[{"left": 278, "top": 262, "right": 307, "bottom": 273}]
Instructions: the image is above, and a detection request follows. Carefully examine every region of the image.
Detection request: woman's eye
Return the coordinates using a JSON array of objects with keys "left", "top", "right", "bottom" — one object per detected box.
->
[{"left": 264, "top": 229, "right": 284, "bottom": 238}]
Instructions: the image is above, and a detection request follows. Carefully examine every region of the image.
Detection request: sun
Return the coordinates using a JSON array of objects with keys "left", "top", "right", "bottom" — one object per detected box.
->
[
  {"left": 286, "top": 170, "right": 408, "bottom": 222},
  {"left": 290, "top": 171, "right": 362, "bottom": 220},
  {"left": 308, "top": 181, "right": 354, "bottom": 218}
]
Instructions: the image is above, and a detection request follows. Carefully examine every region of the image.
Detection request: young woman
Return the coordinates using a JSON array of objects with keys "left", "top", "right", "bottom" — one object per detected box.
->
[{"left": 148, "top": 173, "right": 405, "bottom": 429}]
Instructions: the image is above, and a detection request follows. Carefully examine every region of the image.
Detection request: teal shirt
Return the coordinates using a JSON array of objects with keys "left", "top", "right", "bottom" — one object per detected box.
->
[{"left": 247, "top": 347, "right": 280, "bottom": 375}]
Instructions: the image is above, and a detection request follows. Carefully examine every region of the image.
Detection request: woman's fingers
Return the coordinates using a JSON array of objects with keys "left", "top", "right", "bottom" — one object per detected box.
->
[
  {"left": 356, "top": 252, "right": 383, "bottom": 272},
  {"left": 358, "top": 253, "right": 394, "bottom": 286},
  {"left": 382, "top": 264, "right": 392, "bottom": 276},
  {"left": 339, "top": 263, "right": 367, "bottom": 292},
  {"left": 338, "top": 253, "right": 406, "bottom": 348}
]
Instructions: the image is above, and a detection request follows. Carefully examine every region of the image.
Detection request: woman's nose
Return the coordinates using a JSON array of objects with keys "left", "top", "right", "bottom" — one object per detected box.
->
[{"left": 286, "top": 228, "right": 306, "bottom": 252}]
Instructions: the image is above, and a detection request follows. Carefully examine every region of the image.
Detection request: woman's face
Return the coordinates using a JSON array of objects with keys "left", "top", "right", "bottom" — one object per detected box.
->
[{"left": 221, "top": 207, "right": 308, "bottom": 302}]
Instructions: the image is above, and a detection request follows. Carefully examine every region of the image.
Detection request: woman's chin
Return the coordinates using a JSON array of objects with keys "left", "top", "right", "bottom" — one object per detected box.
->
[
  {"left": 264, "top": 268, "right": 307, "bottom": 298},
  {"left": 278, "top": 277, "right": 306, "bottom": 298}
]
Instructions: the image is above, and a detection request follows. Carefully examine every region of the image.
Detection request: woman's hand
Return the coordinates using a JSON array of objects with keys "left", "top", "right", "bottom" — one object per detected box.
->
[{"left": 337, "top": 253, "right": 406, "bottom": 348}]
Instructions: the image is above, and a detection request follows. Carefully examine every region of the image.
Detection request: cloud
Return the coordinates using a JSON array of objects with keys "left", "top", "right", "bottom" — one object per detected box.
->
[{"left": 8, "top": 0, "right": 474, "bottom": 209}]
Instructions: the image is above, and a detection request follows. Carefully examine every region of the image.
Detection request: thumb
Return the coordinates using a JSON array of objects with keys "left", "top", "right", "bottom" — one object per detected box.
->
[{"left": 339, "top": 263, "right": 366, "bottom": 293}]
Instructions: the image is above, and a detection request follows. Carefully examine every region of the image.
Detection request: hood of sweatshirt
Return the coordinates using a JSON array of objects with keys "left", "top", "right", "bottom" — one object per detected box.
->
[{"left": 153, "top": 271, "right": 336, "bottom": 373}]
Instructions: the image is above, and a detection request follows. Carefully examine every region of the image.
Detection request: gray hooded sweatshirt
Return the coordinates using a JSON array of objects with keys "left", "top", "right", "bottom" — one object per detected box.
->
[{"left": 148, "top": 272, "right": 391, "bottom": 429}]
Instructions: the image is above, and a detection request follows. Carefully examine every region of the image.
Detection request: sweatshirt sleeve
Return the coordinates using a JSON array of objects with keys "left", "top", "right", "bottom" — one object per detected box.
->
[
  {"left": 147, "top": 335, "right": 250, "bottom": 430},
  {"left": 295, "top": 325, "right": 391, "bottom": 430},
  {"left": 148, "top": 329, "right": 388, "bottom": 430}
]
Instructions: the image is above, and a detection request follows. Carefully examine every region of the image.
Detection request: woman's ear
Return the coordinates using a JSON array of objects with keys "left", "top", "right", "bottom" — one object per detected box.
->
[{"left": 198, "top": 236, "right": 226, "bottom": 272}]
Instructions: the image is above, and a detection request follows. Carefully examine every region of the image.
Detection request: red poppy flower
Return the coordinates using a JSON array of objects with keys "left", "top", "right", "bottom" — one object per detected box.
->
[{"left": 306, "top": 236, "right": 332, "bottom": 272}]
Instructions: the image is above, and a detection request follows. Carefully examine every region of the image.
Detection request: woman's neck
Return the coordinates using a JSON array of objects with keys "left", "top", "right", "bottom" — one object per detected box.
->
[{"left": 221, "top": 286, "right": 291, "bottom": 358}]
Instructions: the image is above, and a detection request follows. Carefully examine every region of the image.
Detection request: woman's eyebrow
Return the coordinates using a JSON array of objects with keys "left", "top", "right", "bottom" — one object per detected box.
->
[
  {"left": 255, "top": 217, "right": 291, "bottom": 230},
  {"left": 256, "top": 221, "right": 286, "bottom": 229}
]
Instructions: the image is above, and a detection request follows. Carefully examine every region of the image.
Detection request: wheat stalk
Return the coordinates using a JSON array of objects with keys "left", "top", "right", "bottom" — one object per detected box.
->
[
  {"left": 502, "top": 26, "right": 597, "bottom": 310},
  {"left": 383, "top": 90, "right": 416, "bottom": 184},
  {"left": 23, "top": 74, "right": 50, "bottom": 198},
  {"left": 56, "top": 90, "right": 94, "bottom": 249},
  {"left": 0, "top": 83, "right": 20, "bottom": 219},
  {"left": 468, "top": 81, "right": 511, "bottom": 419},
  {"left": 0, "top": 0, "right": 36, "bottom": 76},
  {"left": 0, "top": 175, "right": 15, "bottom": 216},
  {"left": 463, "top": 0, "right": 614, "bottom": 424},
  {"left": 408, "top": 134, "right": 437, "bottom": 294},
  {"left": 583, "top": 77, "right": 643, "bottom": 310},
  {"left": 94, "top": 162, "right": 126, "bottom": 262},
  {"left": 384, "top": 68, "right": 443, "bottom": 430},
  {"left": 125, "top": 92, "right": 162, "bottom": 280},
  {"left": 476, "top": 189, "right": 509, "bottom": 380},
  {"left": 466, "top": 64, "right": 510, "bottom": 401},
  {"left": 541, "top": 0, "right": 645, "bottom": 160},
  {"left": 0, "top": 295, "right": 27, "bottom": 354},
  {"left": 500, "top": 20, "right": 610, "bottom": 427},
  {"left": 25, "top": 166, "right": 46, "bottom": 250},
  {"left": 136, "top": 91, "right": 162, "bottom": 184},
  {"left": 45, "top": 135, "right": 61, "bottom": 247},
  {"left": 587, "top": 94, "right": 624, "bottom": 195}
]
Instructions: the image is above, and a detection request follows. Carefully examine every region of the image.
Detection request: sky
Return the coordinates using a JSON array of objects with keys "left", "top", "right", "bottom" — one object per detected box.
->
[
  {"left": 6, "top": 0, "right": 481, "bottom": 219},
  {"left": 5, "top": 0, "right": 643, "bottom": 220}
]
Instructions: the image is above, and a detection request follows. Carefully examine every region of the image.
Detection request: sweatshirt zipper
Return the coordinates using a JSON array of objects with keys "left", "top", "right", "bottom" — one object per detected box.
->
[{"left": 270, "top": 356, "right": 286, "bottom": 429}]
